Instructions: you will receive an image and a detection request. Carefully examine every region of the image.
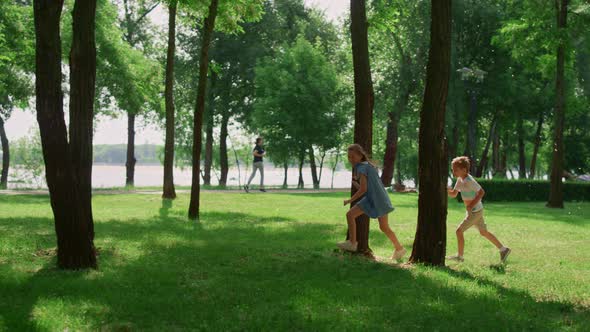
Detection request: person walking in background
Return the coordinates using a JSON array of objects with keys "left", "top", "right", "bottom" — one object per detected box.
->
[{"left": 245, "top": 137, "right": 266, "bottom": 192}]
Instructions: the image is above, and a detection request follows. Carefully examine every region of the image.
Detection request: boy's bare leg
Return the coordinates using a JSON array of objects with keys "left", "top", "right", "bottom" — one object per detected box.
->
[
  {"left": 377, "top": 215, "right": 404, "bottom": 251},
  {"left": 479, "top": 229, "right": 503, "bottom": 249},
  {"left": 456, "top": 228, "right": 465, "bottom": 257},
  {"left": 346, "top": 205, "right": 364, "bottom": 244}
]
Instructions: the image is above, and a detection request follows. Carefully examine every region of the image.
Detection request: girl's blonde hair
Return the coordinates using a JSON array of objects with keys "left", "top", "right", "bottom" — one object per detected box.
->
[{"left": 347, "top": 144, "right": 376, "bottom": 167}]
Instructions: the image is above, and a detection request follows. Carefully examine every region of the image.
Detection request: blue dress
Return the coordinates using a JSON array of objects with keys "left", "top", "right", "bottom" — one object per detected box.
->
[{"left": 354, "top": 162, "right": 394, "bottom": 218}]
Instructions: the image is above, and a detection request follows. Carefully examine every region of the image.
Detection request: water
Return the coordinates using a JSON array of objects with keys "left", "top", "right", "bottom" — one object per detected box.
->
[{"left": 6, "top": 164, "right": 358, "bottom": 189}]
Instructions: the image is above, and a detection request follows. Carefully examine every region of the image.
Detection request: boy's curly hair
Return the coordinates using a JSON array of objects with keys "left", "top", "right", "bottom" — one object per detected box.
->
[{"left": 451, "top": 156, "right": 471, "bottom": 171}]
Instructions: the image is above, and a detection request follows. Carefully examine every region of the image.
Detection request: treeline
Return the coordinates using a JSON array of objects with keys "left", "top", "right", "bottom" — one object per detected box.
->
[{"left": 94, "top": 144, "right": 161, "bottom": 165}]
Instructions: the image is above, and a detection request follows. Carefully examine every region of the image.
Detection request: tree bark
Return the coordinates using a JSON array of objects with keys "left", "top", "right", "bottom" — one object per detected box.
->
[
  {"left": 475, "top": 113, "right": 497, "bottom": 177},
  {"left": 34, "top": 0, "right": 97, "bottom": 269},
  {"left": 409, "top": 0, "right": 451, "bottom": 266},
  {"left": 348, "top": 0, "right": 374, "bottom": 256},
  {"left": 309, "top": 146, "right": 319, "bottom": 189},
  {"left": 188, "top": 0, "right": 218, "bottom": 220},
  {"left": 162, "top": 0, "right": 177, "bottom": 199},
  {"left": 517, "top": 114, "right": 527, "bottom": 179},
  {"left": 548, "top": 0, "right": 568, "bottom": 208},
  {"left": 219, "top": 110, "right": 229, "bottom": 187},
  {"left": 0, "top": 117, "right": 9, "bottom": 189},
  {"left": 529, "top": 111, "right": 544, "bottom": 179},
  {"left": 125, "top": 112, "right": 136, "bottom": 186}
]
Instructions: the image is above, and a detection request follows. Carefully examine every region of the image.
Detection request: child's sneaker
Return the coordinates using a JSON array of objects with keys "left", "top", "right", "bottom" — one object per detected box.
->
[
  {"left": 337, "top": 240, "right": 358, "bottom": 252},
  {"left": 392, "top": 248, "right": 407, "bottom": 261},
  {"left": 500, "top": 247, "right": 511, "bottom": 263},
  {"left": 446, "top": 254, "right": 464, "bottom": 262}
]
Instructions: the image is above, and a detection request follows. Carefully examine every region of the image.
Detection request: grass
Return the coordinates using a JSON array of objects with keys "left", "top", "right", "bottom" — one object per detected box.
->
[{"left": 0, "top": 192, "right": 589, "bottom": 331}]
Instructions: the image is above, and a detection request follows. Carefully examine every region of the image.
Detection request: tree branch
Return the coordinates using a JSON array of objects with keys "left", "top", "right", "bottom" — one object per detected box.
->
[{"left": 135, "top": 1, "right": 161, "bottom": 25}]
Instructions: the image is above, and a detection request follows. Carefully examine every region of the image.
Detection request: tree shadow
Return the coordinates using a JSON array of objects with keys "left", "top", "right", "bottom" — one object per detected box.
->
[{"left": 1, "top": 205, "right": 589, "bottom": 330}]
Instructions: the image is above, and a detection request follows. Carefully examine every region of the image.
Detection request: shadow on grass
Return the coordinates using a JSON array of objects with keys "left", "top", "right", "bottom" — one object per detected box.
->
[{"left": 1, "top": 201, "right": 589, "bottom": 330}]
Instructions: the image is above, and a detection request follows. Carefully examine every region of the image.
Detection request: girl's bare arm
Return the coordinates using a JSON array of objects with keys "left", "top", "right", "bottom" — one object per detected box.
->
[{"left": 345, "top": 174, "right": 367, "bottom": 205}]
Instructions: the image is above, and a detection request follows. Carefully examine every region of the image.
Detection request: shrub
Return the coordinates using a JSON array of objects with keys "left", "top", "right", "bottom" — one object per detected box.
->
[{"left": 453, "top": 179, "right": 590, "bottom": 202}]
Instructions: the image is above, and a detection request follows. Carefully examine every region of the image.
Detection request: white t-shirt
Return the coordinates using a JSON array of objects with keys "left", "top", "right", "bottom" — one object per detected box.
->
[{"left": 454, "top": 175, "right": 483, "bottom": 212}]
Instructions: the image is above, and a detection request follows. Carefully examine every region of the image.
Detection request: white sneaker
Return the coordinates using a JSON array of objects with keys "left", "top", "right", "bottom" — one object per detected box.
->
[
  {"left": 392, "top": 248, "right": 407, "bottom": 261},
  {"left": 446, "top": 254, "right": 464, "bottom": 262},
  {"left": 337, "top": 240, "right": 358, "bottom": 252}
]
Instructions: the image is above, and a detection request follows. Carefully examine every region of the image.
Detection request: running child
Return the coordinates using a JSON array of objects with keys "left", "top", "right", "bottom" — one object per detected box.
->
[
  {"left": 337, "top": 144, "right": 406, "bottom": 261},
  {"left": 447, "top": 156, "right": 511, "bottom": 263}
]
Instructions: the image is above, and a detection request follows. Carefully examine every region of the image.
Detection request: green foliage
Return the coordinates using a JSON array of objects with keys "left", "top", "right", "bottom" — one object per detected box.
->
[
  {"left": 0, "top": 1, "right": 34, "bottom": 119},
  {"left": 94, "top": 0, "right": 163, "bottom": 117},
  {"left": 253, "top": 36, "right": 344, "bottom": 163}
]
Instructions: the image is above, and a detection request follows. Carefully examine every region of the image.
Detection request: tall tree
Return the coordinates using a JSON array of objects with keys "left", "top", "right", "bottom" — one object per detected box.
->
[
  {"left": 409, "top": 0, "right": 452, "bottom": 266},
  {"left": 33, "top": 0, "right": 97, "bottom": 269},
  {"left": 547, "top": 0, "right": 568, "bottom": 208},
  {"left": 120, "top": 0, "right": 161, "bottom": 187},
  {"left": 371, "top": 0, "right": 428, "bottom": 187},
  {"left": 163, "top": 0, "right": 177, "bottom": 199},
  {"left": 188, "top": 0, "right": 219, "bottom": 220},
  {"left": 348, "top": 0, "right": 374, "bottom": 255}
]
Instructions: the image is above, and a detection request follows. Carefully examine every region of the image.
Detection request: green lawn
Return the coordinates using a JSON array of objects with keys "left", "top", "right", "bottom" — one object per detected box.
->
[{"left": 1, "top": 192, "right": 589, "bottom": 331}]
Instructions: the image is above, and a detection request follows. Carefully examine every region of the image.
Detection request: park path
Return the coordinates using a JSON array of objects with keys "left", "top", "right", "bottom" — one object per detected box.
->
[{"left": 0, "top": 188, "right": 349, "bottom": 196}]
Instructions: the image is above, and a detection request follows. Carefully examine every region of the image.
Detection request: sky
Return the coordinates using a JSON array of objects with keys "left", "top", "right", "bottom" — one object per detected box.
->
[{"left": 5, "top": 0, "right": 348, "bottom": 145}]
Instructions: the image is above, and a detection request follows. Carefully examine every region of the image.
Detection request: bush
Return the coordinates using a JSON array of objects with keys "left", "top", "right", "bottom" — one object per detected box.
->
[{"left": 454, "top": 179, "right": 590, "bottom": 202}]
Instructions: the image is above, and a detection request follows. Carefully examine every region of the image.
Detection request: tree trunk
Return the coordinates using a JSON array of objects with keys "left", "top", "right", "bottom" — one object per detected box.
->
[
  {"left": 381, "top": 111, "right": 399, "bottom": 187},
  {"left": 125, "top": 112, "right": 136, "bottom": 186},
  {"left": 348, "top": 0, "right": 374, "bottom": 256},
  {"left": 547, "top": 1, "right": 568, "bottom": 204},
  {"left": 188, "top": 0, "right": 218, "bottom": 220},
  {"left": 318, "top": 150, "right": 326, "bottom": 184},
  {"left": 475, "top": 113, "right": 497, "bottom": 177},
  {"left": 203, "top": 118, "right": 214, "bottom": 186},
  {"left": 450, "top": 96, "right": 460, "bottom": 161},
  {"left": 529, "top": 111, "right": 544, "bottom": 179},
  {"left": 409, "top": 0, "right": 451, "bottom": 266},
  {"left": 492, "top": 131, "right": 505, "bottom": 178},
  {"left": 548, "top": 0, "right": 568, "bottom": 208},
  {"left": 309, "top": 146, "right": 319, "bottom": 189},
  {"left": 282, "top": 162, "right": 288, "bottom": 189},
  {"left": 517, "top": 115, "right": 527, "bottom": 179},
  {"left": 0, "top": 117, "right": 9, "bottom": 189},
  {"left": 219, "top": 110, "right": 229, "bottom": 187},
  {"left": 331, "top": 152, "right": 339, "bottom": 189},
  {"left": 34, "top": 0, "right": 97, "bottom": 269},
  {"left": 203, "top": 72, "right": 217, "bottom": 186},
  {"left": 298, "top": 150, "right": 305, "bottom": 189},
  {"left": 381, "top": 52, "right": 415, "bottom": 187},
  {"left": 162, "top": 1, "right": 177, "bottom": 199},
  {"left": 466, "top": 93, "right": 478, "bottom": 173}
]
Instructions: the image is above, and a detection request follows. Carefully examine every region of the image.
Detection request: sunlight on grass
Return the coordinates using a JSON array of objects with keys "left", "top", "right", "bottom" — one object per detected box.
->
[{"left": 1, "top": 192, "right": 589, "bottom": 331}]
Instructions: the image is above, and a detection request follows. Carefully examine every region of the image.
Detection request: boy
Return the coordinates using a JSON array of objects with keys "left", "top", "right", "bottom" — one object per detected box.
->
[{"left": 447, "top": 156, "right": 511, "bottom": 263}]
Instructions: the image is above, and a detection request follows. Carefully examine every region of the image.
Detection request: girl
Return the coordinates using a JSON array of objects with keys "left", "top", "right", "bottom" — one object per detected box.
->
[{"left": 337, "top": 144, "right": 407, "bottom": 261}]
